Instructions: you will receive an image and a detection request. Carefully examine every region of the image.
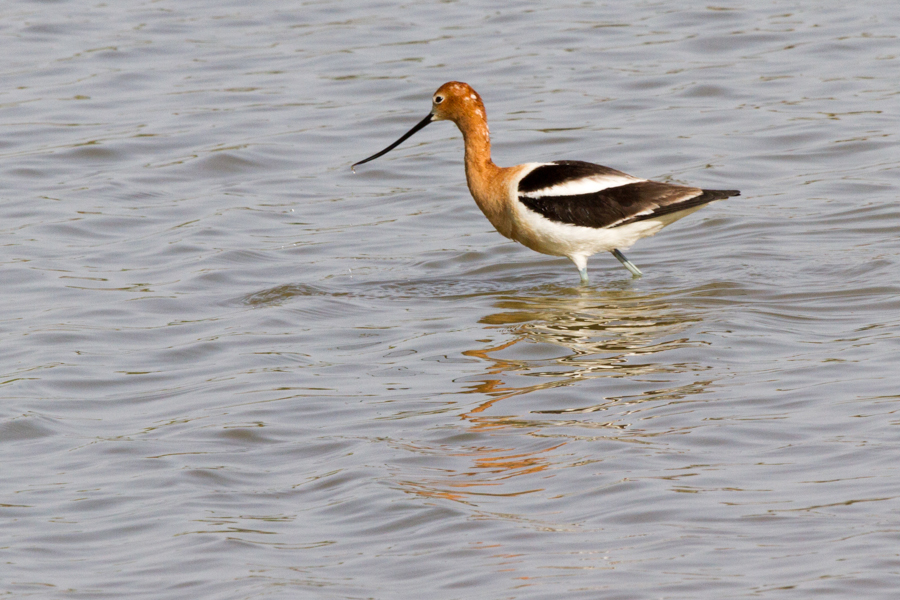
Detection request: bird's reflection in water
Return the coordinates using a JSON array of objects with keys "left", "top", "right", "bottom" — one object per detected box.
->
[
  {"left": 461, "top": 285, "right": 709, "bottom": 420},
  {"left": 396, "top": 284, "right": 714, "bottom": 506}
]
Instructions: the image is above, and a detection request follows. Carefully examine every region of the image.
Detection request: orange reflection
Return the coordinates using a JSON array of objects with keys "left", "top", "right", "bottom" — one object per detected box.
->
[{"left": 396, "top": 285, "right": 709, "bottom": 505}]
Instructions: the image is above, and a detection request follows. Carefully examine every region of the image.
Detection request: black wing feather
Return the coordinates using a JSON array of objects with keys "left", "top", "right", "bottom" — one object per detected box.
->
[
  {"left": 518, "top": 160, "right": 633, "bottom": 194},
  {"left": 518, "top": 162, "right": 739, "bottom": 229}
]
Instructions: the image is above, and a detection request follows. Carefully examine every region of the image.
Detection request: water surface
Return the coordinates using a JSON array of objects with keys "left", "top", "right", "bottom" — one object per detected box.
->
[{"left": 2, "top": 1, "right": 899, "bottom": 598}]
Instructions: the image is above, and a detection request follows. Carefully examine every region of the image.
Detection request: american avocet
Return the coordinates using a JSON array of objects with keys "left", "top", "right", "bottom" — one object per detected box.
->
[{"left": 352, "top": 81, "right": 739, "bottom": 283}]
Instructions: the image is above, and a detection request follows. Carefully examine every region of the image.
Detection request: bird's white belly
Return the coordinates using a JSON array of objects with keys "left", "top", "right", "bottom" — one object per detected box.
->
[{"left": 511, "top": 201, "right": 702, "bottom": 258}]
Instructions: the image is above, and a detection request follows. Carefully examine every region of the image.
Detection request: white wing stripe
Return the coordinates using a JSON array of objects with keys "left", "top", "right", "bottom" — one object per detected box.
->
[{"left": 519, "top": 174, "right": 643, "bottom": 198}]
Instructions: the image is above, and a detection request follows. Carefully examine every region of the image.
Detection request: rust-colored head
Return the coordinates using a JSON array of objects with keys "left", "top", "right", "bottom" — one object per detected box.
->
[
  {"left": 352, "top": 81, "right": 487, "bottom": 171},
  {"left": 429, "top": 81, "right": 487, "bottom": 125}
]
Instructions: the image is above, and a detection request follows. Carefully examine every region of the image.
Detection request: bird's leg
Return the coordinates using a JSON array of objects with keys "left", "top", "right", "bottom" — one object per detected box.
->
[
  {"left": 569, "top": 255, "right": 590, "bottom": 285},
  {"left": 611, "top": 249, "right": 643, "bottom": 277}
]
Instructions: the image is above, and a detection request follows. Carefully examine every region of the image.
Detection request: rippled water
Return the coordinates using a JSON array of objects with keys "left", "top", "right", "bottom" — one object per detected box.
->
[{"left": 3, "top": 1, "right": 899, "bottom": 598}]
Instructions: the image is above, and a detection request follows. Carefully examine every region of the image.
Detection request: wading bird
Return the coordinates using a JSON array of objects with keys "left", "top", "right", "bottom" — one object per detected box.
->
[{"left": 353, "top": 82, "right": 739, "bottom": 283}]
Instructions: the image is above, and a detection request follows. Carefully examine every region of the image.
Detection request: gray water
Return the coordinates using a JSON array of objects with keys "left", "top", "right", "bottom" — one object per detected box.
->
[{"left": 3, "top": 1, "right": 899, "bottom": 598}]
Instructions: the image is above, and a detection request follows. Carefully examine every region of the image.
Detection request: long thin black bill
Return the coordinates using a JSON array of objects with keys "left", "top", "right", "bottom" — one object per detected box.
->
[{"left": 351, "top": 113, "right": 434, "bottom": 172}]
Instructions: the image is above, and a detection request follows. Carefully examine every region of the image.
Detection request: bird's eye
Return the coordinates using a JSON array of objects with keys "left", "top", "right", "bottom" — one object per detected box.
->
[{"left": 434, "top": 95, "right": 444, "bottom": 104}]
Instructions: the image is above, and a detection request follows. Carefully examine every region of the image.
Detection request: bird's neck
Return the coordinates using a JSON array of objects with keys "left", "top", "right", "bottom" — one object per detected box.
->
[
  {"left": 458, "top": 119, "right": 515, "bottom": 238},
  {"left": 460, "top": 118, "right": 498, "bottom": 193}
]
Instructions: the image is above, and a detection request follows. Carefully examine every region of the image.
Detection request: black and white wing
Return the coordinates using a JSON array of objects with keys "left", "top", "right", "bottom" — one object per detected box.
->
[{"left": 517, "top": 160, "right": 739, "bottom": 229}]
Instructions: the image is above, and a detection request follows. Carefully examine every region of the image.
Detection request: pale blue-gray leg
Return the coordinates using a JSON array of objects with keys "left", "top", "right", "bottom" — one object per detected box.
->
[
  {"left": 611, "top": 249, "right": 643, "bottom": 277},
  {"left": 570, "top": 255, "right": 590, "bottom": 284}
]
